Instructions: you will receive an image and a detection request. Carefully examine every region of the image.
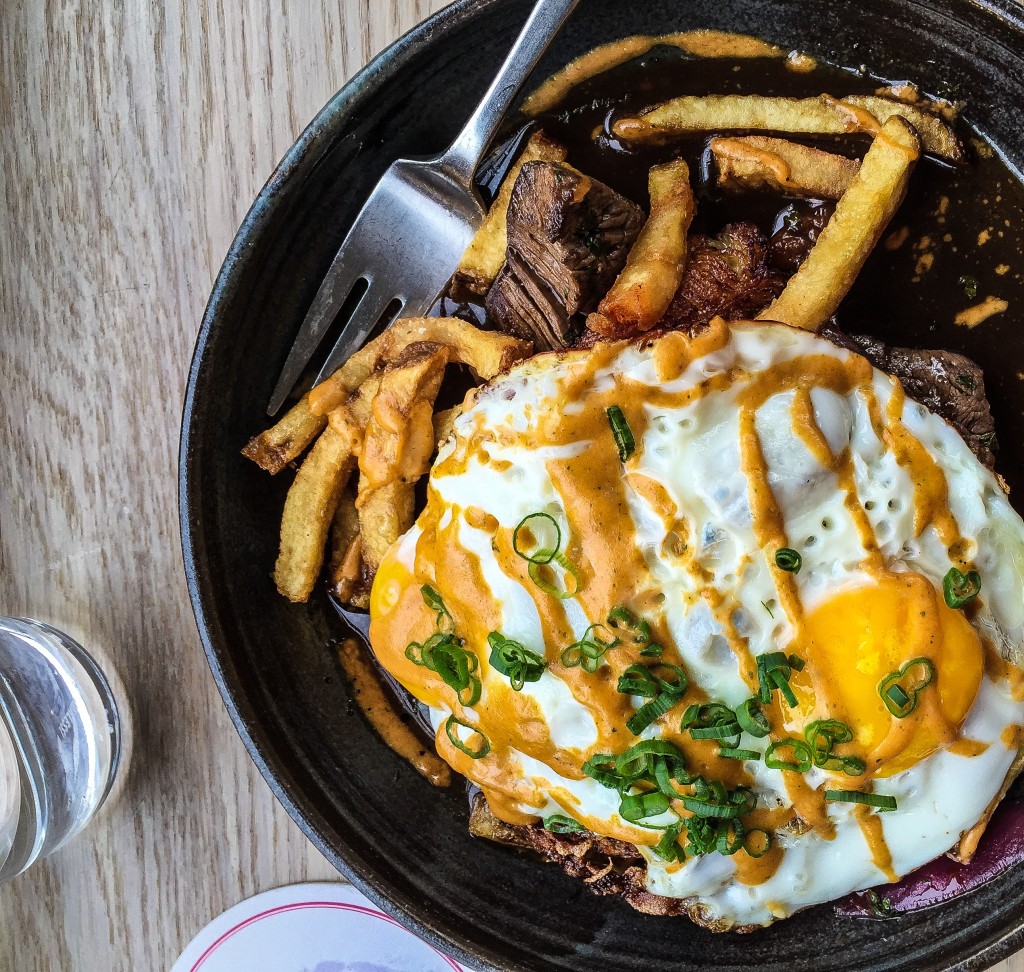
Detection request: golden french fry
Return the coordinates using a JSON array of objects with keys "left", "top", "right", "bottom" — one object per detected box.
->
[
  {"left": 711, "top": 136, "right": 860, "bottom": 200},
  {"left": 357, "top": 344, "right": 450, "bottom": 575},
  {"left": 241, "top": 397, "right": 327, "bottom": 475},
  {"left": 843, "top": 95, "right": 965, "bottom": 165},
  {"left": 757, "top": 117, "right": 920, "bottom": 331},
  {"left": 273, "top": 378, "right": 381, "bottom": 602},
  {"left": 521, "top": 33, "right": 785, "bottom": 117},
  {"left": 328, "top": 482, "right": 362, "bottom": 604},
  {"left": 451, "top": 131, "right": 567, "bottom": 299},
  {"left": 613, "top": 93, "right": 963, "bottom": 163},
  {"left": 308, "top": 317, "right": 530, "bottom": 416},
  {"left": 588, "top": 159, "right": 695, "bottom": 338},
  {"left": 273, "top": 427, "right": 356, "bottom": 602},
  {"left": 432, "top": 406, "right": 461, "bottom": 448}
]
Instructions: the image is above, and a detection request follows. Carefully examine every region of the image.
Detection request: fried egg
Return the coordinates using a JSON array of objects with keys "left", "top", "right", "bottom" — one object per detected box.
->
[{"left": 369, "top": 319, "right": 1024, "bottom": 928}]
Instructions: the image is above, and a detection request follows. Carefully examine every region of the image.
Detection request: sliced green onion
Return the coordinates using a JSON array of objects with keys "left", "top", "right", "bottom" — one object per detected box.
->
[
  {"left": 788, "top": 654, "right": 805, "bottom": 672},
  {"left": 607, "top": 606, "right": 652, "bottom": 645},
  {"left": 512, "top": 512, "right": 561, "bottom": 565},
  {"left": 617, "top": 664, "right": 660, "bottom": 698},
  {"left": 819, "top": 754, "right": 866, "bottom": 776},
  {"left": 719, "top": 746, "right": 760, "bottom": 760},
  {"left": 606, "top": 405, "right": 636, "bottom": 462},
  {"left": 627, "top": 691, "right": 679, "bottom": 735},
  {"left": 736, "top": 698, "right": 771, "bottom": 737},
  {"left": 615, "top": 740, "right": 686, "bottom": 780},
  {"left": 770, "top": 668, "right": 799, "bottom": 707},
  {"left": 528, "top": 550, "right": 581, "bottom": 599},
  {"left": 775, "top": 547, "right": 802, "bottom": 573},
  {"left": 582, "top": 753, "right": 622, "bottom": 790},
  {"left": 445, "top": 715, "right": 490, "bottom": 758},
  {"left": 689, "top": 724, "right": 741, "bottom": 741},
  {"left": 620, "top": 791, "right": 671, "bottom": 824},
  {"left": 681, "top": 702, "right": 735, "bottom": 730},
  {"left": 943, "top": 566, "right": 981, "bottom": 609},
  {"left": 685, "top": 815, "right": 718, "bottom": 855},
  {"left": 744, "top": 829, "right": 773, "bottom": 858},
  {"left": 640, "top": 644, "right": 664, "bottom": 657},
  {"left": 652, "top": 823, "right": 686, "bottom": 862},
  {"left": 543, "top": 814, "right": 585, "bottom": 834},
  {"left": 879, "top": 657, "right": 936, "bottom": 718},
  {"left": 561, "top": 624, "right": 620, "bottom": 673},
  {"left": 653, "top": 756, "right": 696, "bottom": 796},
  {"left": 681, "top": 796, "right": 743, "bottom": 819},
  {"left": 487, "top": 632, "right": 546, "bottom": 691},
  {"left": 765, "top": 738, "right": 812, "bottom": 773},
  {"left": 805, "top": 719, "right": 854, "bottom": 766},
  {"left": 716, "top": 819, "right": 746, "bottom": 856},
  {"left": 420, "top": 584, "right": 454, "bottom": 631},
  {"left": 824, "top": 790, "right": 897, "bottom": 811}
]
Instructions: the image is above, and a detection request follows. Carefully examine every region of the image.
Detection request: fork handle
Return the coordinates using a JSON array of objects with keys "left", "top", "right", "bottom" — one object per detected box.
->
[{"left": 437, "top": 0, "right": 583, "bottom": 186}]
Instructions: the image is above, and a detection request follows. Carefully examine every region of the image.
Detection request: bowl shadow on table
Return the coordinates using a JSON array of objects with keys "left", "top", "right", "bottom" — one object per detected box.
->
[{"left": 181, "top": 0, "right": 1024, "bottom": 969}]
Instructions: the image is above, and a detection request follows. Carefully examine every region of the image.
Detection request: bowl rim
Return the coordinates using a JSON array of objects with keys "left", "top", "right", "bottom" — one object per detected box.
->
[{"left": 179, "top": 1, "right": 1024, "bottom": 969}]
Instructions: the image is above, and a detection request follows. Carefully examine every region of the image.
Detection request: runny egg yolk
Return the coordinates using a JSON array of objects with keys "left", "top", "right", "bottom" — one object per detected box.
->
[{"left": 786, "top": 571, "right": 984, "bottom": 777}]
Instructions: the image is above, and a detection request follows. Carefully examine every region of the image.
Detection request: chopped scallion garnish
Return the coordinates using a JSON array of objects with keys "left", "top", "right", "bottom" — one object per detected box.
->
[
  {"left": 878, "top": 657, "right": 936, "bottom": 718},
  {"left": 824, "top": 790, "right": 897, "bottom": 811},
  {"left": 943, "top": 566, "right": 981, "bottom": 609},
  {"left": 774, "top": 547, "right": 802, "bottom": 573},
  {"left": 445, "top": 715, "right": 490, "bottom": 759},
  {"left": 512, "top": 512, "right": 561, "bottom": 565},
  {"left": 765, "top": 738, "right": 812, "bottom": 773},
  {"left": 543, "top": 814, "right": 585, "bottom": 834},
  {"left": 736, "top": 698, "right": 771, "bottom": 738},
  {"left": 606, "top": 405, "right": 636, "bottom": 462},
  {"left": 487, "top": 632, "right": 546, "bottom": 691}
]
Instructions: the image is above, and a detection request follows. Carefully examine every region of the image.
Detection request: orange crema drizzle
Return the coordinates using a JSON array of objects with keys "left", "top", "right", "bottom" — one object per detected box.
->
[{"left": 369, "top": 320, "right": 1000, "bottom": 883}]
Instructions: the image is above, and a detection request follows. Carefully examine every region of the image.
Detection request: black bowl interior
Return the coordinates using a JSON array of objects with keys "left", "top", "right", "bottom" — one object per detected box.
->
[{"left": 180, "top": 1, "right": 1024, "bottom": 969}]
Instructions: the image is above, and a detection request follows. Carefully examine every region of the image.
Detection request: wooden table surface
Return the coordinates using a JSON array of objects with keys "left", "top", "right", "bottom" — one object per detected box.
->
[{"left": 1, "top": 1, "right": 1022, "bottom": 969}]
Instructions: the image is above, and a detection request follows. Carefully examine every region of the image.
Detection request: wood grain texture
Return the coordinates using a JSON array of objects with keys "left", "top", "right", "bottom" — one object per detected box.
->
[{"left": 0, "top": 1, "right": 1023, "bottom": 970}]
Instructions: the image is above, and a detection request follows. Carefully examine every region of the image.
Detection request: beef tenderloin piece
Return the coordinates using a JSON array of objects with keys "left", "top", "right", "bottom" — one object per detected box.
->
[
  {"left": 822, "top": 323, "right": 998, "bottom": 470},
  {"left": 659, "top": 222, "right": 786, "bottom": 333},
  {"left": 767, "top": 201, "right": 834, "bottom": 275},
  {"left": 485, "top": 161, "right": 644, "bottom": 350}
]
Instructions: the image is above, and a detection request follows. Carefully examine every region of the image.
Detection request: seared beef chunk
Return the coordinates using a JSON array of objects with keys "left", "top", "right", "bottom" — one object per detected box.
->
[
  {"left": 767, "top": 202, "right": 833, "bottom": 275},
  {"left": 486, "top": 161, "right": 643, "bottom": 350},
  {"left": 823, "top": 324, "right": 998, "bottom": 469},
  {"left": 659, "top": 222, "right": 786, "bottom": 332}
]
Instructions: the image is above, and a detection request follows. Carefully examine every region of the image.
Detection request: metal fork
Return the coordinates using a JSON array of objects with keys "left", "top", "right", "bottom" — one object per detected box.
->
[{"left": 266, "top": 0, "right": 583, "bottom": 415}]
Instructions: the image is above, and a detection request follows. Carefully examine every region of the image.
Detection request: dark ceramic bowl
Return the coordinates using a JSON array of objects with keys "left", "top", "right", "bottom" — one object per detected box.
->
[{"left": 180, "top": 1, "right": 1024, "bottom": 969}]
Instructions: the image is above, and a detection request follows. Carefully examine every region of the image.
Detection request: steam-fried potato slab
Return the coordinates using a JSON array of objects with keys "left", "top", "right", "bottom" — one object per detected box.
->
[
  {"left": 308, "top": 317, "right": 531, "bottom": 415},
  {"left": 432, "top": 406, "right": 461, "bottom": 448},
  {"left": 241, "top": 397, "right": 327, "bottom": 475},
  {"left": 613, "top": 93, "right": 964, "bottom": 163},
  {"left": 711, "top": 136, "right": 860, "bottom": 199},
  {"left": 273, "top": 377, "right": 380, "bottom": 602},
  {"left": 588, "top": 159, "right": 695, "bottom": 338},
  {"left": 757, "top": 117, "right": 920, "bottom": 331},
  {"left": 451, "top": 131, "right": 567, "bottom": 300},
  {"left": 357, "top": 343, "right": 450, "bottom": 575}
]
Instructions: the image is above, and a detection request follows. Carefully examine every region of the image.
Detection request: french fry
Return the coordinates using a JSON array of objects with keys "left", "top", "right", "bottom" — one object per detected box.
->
[
  {"left": 613, "top": 93, "right": 963, "bottom": 163},
  {"left": 843, "top": 95, "right": 965, "bottom": 165},
  {"left": 588, "top": 159, "right": 695, "bottom": 338},
  {"left": 432, "top": 406, "right": 461, "bottom": 448},
  {"left": 308, "top": 317, "right": 530, "bottom": 416},
  {"left": 711, "top": 136, "right": 860, "bottom": 199},
  {"left": 451, "top": 131, "right": 567, "bottom": 299},
  {"left": 328, "top": 482, "right": 363, "bottom": 605},
  {"left": 273, "top": 378, "right": 380, "bottom": 602},
  {"left": 241, "top": 397, "right": 327, "bottom": 475},
  {"left": 273, "top": 427, "right": 356, "bottom": 602},
  {"left": 357, "top": 344, "right": 450, "bottom": 576},
  {"left": 757, "top": 117, "right": 920, "bottom": 331}
]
